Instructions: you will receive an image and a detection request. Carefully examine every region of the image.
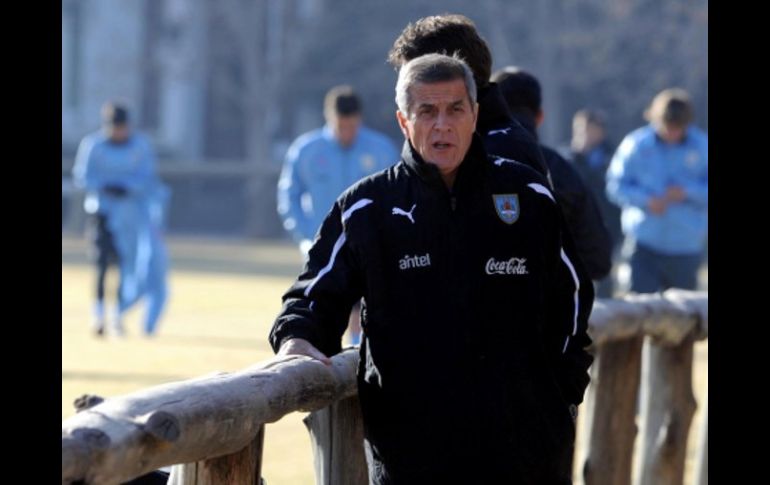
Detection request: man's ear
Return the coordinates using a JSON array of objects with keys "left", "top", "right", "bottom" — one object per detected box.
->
[
  {"left": 396, "top": 110, "right": 410, "bottom": 138},
  {"left": 535, "top": 109, "right": 545, "bottom": 128}
]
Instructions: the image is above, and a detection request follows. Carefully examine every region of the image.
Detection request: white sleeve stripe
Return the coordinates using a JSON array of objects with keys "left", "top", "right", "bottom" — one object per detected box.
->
[
  {"left": 562, "top": 335, "right": 571, "bottom": 354},
  {"left": 304, "top": 234, "right": 347, "bottom": 297},
  {"left": 342, "top": 198, "right": 373, "bottom": 222},
  {"left": 527, "top": 182, "right": 556, "bottom": 203},
  {"left": 528, "top": 182, "right": 577, "bottom": 351},
  {"left": 560, "top": 247, "right": 581, "bottom": 340},
  {"left": 304, "top": 198, "right": 373, "bottom": 297}
]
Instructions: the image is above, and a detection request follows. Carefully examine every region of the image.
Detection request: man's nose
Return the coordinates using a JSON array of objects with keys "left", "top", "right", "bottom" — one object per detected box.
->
[{"left": 433, "top": 112, "right": 452, "bottom": 131}]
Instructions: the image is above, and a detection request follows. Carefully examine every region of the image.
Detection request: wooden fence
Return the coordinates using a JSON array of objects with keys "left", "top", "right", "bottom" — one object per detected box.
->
[{"left": 62, "top": 289, "right": 708, "bottom": 485}]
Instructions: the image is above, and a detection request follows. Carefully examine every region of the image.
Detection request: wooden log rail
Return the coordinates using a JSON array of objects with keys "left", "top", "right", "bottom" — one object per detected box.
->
[
  {"left": 62, "top": 351, "right": 360, "bottom": 484},
  {"left": 62, "top": 289, "right": 708, "bottom": 485}
]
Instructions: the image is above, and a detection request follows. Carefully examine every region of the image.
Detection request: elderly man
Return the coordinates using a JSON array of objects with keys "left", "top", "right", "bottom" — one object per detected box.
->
[{"left": 270, "top": 54, "right": 593, "bottom": 484}]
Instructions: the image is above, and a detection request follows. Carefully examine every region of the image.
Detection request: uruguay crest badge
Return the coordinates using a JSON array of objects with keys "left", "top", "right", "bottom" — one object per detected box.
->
[{"left": 493, "top": 194, "right": 520, "bottom": 224}]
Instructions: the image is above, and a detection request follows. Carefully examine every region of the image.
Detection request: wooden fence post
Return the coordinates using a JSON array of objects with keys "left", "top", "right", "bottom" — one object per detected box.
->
[
  {"left": 583, "top": 335, "right": 644, "bottom": 485},
  {"left": 167, "top": 425, "right": 264, "bottom": 485},
  {"left": 694, "top": 391, "right": 707, "bottom": 485},
  {"left": 636, "top": 335, "right": 697, "bottom": 485},
  {"left": 304, "top": 395, "right": 368, "bottom": 485}
]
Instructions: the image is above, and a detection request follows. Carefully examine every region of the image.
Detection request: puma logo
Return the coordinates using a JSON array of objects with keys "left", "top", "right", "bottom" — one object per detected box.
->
[
  {"left": 488, "top": 127, "right": 511, "bottom": 136},
  {"left": 392, "top": 204, "right": 417, "bottom": 224}
]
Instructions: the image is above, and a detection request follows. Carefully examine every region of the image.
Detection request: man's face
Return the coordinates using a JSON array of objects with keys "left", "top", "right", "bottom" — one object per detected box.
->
[
  {"left": 106, "top": 123, "right": 130, "bottom": 143},
  {"left": 329, "top": 114, "right": 361, "bottom": 148},
  {"left": 656, "top": 122, "right": 686, "bottom": 144},
  {"left": 396, "top": 78, "right": 478, "bottom": 183},
  {"left": 583, "top": 121, "right": 605, "bottom": 149}
]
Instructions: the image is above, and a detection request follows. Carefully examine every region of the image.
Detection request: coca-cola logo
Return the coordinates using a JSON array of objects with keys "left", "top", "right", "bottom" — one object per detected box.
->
[{"left": 485, "top": 257, "right": 528, "bottom": 275}]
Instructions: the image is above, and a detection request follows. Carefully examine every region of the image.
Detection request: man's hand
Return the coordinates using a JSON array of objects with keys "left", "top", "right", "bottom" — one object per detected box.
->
[
  {"left": 277, "top": 338, "right": 332, "bottom": 366},
  {"left": 648, "top": 196, "right": 667, "bottom": 215},
  {"left": 664, "top": 185, "right": 686, "bottom": 203}
]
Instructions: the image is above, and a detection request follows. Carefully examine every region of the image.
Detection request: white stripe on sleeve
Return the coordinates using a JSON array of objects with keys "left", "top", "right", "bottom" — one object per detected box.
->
[
  {"left": 304, "top": 198, "right": 373, "bottom": 297},
  {"left": 560, "top": 247, "right": 581, "bottom": 340},
  {"left": 527, "top": 182, "right": 556, "bottom": 203}
]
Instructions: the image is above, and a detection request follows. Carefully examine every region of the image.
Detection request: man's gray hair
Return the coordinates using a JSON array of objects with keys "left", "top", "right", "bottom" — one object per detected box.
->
[{"left": 395, "top": 53, "right": 477, "bottom": 115}]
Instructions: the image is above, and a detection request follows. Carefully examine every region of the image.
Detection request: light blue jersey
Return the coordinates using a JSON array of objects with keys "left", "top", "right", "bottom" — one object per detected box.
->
[
  {"left": 73, "top": 131, "right": 158, "bottom": 215},
  {"left": 277, "top": 125, "right": 399, "bottom": 245},
  {"left": 73, "top": 131, "right": 170, "bottom": 334},
  {"left": 606, "top": 124, "right": 708, "bottom": 255}
]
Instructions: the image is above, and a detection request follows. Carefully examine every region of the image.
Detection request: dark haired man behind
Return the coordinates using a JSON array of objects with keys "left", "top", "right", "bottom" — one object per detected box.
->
[{"left": 492, "top": 66, "right": 612, "bottom": 281}]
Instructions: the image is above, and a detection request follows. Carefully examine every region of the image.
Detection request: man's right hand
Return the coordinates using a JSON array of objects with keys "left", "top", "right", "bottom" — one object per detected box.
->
[{"left": 277, "top": 338, "right": 332, "bottom": 366}]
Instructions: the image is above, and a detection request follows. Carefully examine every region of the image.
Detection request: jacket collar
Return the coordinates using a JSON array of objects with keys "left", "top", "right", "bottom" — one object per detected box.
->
[{"left": 401, "top": 133, "right": 487, "bottom": 193}]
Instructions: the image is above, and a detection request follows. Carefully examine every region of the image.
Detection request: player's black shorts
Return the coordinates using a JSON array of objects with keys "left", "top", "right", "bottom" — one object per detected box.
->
[{"left": 87, "top": 213, "right": 119, "bottom": 266}]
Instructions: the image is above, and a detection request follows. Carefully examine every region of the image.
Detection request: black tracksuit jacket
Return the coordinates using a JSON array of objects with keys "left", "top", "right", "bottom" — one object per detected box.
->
[
  {"left": 477, "top": 83, "right": 551, "bottom": 185},
  {"left": 270, "top": 136, "right": 594, "bottom": 484},
  {"left": 512, "top": 115, "right": 613, "bottom": 280}
]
